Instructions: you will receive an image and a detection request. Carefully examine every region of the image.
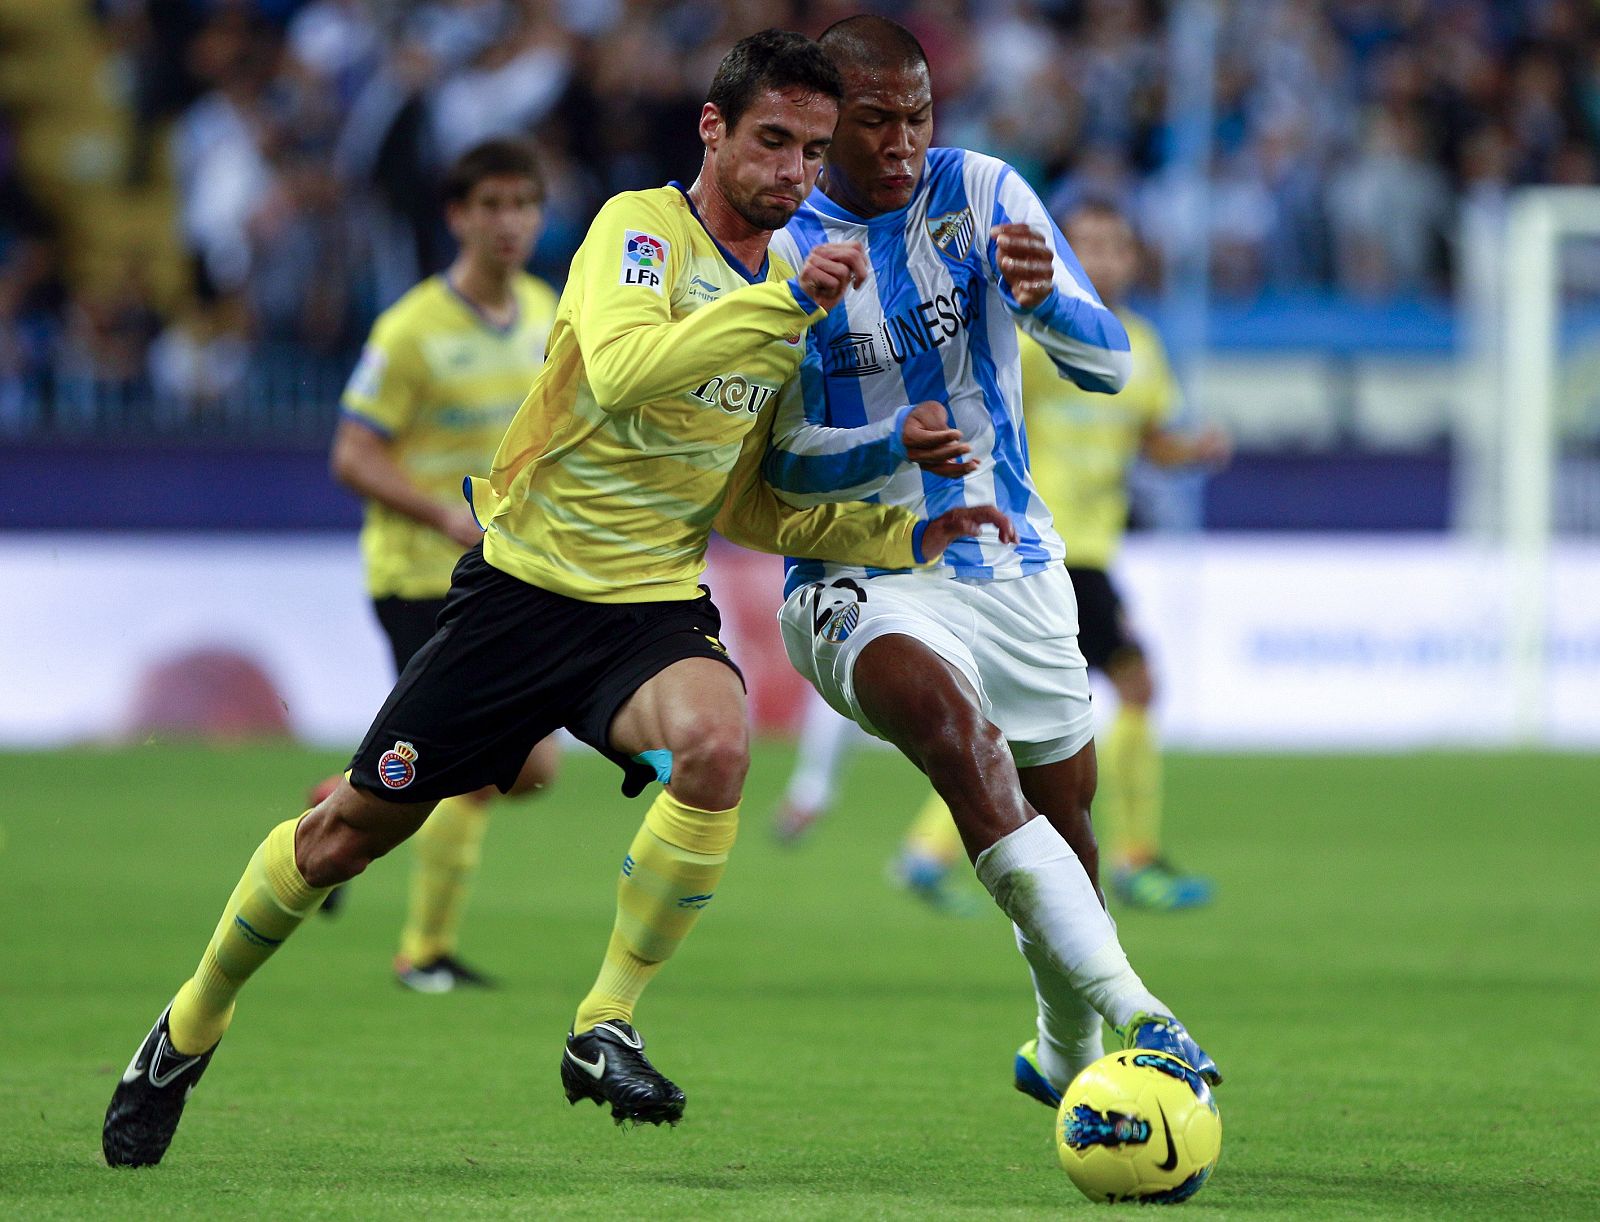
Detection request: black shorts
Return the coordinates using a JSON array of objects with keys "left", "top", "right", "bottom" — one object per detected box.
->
[
  {"left": 1066, "top": 566, "right": 1143, "bottom": 672},
  {"left": 349, "top": 546, "right": 742, "bottom": 803},
  {"left": 372, "top": 595, "right": 449, "bottom": 674}
]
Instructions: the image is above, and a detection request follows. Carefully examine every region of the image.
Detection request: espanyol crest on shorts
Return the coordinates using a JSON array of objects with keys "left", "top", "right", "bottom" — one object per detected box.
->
[{"left": 378, "top": 740, "right": 419, "bottom": 789}]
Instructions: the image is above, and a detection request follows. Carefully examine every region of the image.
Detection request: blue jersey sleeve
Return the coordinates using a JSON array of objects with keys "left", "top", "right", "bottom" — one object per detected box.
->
[
  {"left": 761, "top": 333, "right": 917, "bottom": 505},
  {"left": 987, "top": 165, "right": 1131, "bottom": 394}
]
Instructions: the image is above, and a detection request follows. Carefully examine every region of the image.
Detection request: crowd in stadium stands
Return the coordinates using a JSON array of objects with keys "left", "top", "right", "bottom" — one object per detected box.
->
[{"left": 1, "top": 0, "right": 1597, "bottom": 419}]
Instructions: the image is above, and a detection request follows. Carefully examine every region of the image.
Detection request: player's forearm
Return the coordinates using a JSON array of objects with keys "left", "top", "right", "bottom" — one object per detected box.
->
[
  {"left": 1019, "top": 292, "right": 1132, "bottom": 394},
  {"left": 717, "top": 494, "right": 922, "bottom": 568},
  {"left": 1141, "top": 430, "right": 1215, "bottom": 469},
  {"left": 333, "top": 447, "right": 457, "bottom": 533},
  {"left": 584, "top": 280, "right": 821, "bottom": 412},
  {"left": 762, "top": 404, "right": 914, "bottom": 502}
]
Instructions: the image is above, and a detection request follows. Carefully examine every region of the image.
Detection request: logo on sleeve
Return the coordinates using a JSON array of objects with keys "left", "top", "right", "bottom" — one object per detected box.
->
[
  {"left": 377, "top": 740, "right": 418, "bottom": 789},
  {"left": 344, "top": 344, "right": 387, "bottom": 399},
  {"left": 621, "top": 231, "right": 669, "bottom": 295}
]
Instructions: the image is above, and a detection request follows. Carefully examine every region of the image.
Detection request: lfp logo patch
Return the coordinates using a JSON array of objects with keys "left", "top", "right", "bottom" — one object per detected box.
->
[
  {"left": 377, "top": 740, "right": 418, "bottom": 789},
  {"left": 621, "top": 231, "right": 668, "bottom": 295}
]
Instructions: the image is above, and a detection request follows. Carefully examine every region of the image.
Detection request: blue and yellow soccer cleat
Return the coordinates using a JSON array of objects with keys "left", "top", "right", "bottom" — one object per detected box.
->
[
  {"left": 1110, "top": 859, "right": 1214, "bottom": 911},
  {"left": 1013, "top": 1038, "right": 1064, "bottom": 1108},
  {"left": 889, "top": 850, "right": 988, "bottom": 917},
  {"left": 1118, "top": 1012, "right": 1222, "bottom": 1086}
]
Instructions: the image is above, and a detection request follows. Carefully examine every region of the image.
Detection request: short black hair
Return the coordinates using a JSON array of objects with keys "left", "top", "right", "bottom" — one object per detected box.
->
[
  {"left": 705, "top": 28, "right": 843, "bottom": 135},
  {"left": 441, "top": 138, "right": 545, "bottom": 206},
  {"left": 1063, "top": 197, "right": 1133, "bottom": 232},
  {"left": 818, "top": 14, "right": 929, "bottom": 77}
]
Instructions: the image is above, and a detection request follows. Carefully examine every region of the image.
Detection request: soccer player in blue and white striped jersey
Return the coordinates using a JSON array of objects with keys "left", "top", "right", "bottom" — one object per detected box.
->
[{"left": 764, "top": 15, "right": 1221, "bottom": 1105}]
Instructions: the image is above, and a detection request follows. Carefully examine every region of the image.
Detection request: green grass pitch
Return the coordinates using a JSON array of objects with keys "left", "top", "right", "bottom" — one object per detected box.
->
[{"left": 1, "top": 743, "right": 1596, "bottom": 1219}]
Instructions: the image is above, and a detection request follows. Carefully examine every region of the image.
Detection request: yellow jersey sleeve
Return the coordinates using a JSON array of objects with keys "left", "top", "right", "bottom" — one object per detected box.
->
[
  {"left": 1125, "top": 313, "right": 1180, "bottom": 430},
  {"left": 340, "top": 314, "right": 427, "bottom": 437},
  {"left": 715, "top": 395, "right": 921, "bottom": 566},
  {"left": 574, "top": 193, "right": 822, "bottom": 413},
  {"left": 1021, "top": 310, "right": 1179, "bottom": 569}
]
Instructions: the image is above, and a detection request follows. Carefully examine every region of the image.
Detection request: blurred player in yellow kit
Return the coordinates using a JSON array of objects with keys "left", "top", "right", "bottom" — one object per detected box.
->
[
  {"left": 894, "top": 199, "right": 1230, "bottom": 911},
  {"left": 315, "top": 138, "right": 562, "bottom": 989}
]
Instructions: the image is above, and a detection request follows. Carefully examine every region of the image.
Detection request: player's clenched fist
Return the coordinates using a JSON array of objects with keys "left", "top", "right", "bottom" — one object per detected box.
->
[
  {"left": 902, "top": 401, "right": 977, "bottom": 478},
  {"left": 990, "top": 222, "right": 1055, "bottom": 309},
  {"left": 795, "top": 242, "right": 870, "bottom": 310}
]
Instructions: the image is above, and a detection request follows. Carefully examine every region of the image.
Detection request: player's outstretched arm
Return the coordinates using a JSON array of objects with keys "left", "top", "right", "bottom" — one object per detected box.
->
[
  {"left": 764, "top": 340, "right": 973, "bottom": 505},
  {"left": 719, "top": 402, "right": 1015, "bottom": 567},
  {"left": 717, "top": 398, "right": 922, "bottom": 566},
  {"left": 331, "top": 415, "right": 481, "bottom": 548}
]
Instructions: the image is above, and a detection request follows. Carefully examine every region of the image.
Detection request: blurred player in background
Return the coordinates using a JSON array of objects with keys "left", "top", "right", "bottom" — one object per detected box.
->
[
  {"left": 765, "top": 15, "right": 1220, "bottom": 1114},
  {"left": 1020, "top": 199, "right": 1230, "bottom": 908},
  {"left": 103, "top": 29, "right": 1009, "bottom": 1165},
  {"left": 317, "top": 137, "right": 563, "bottom": 991}
]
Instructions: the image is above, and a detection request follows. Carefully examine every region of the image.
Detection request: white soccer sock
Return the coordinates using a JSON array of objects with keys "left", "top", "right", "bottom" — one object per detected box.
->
[
  {"left": 782, "top": 693, "right": 857, "bottom": 812},
  {"left": 975, "top": 816, "right": 1166, "bottom": 1031},
  {"left": 1015, "top": 923, "right": 1105, "bottom": 1088}
]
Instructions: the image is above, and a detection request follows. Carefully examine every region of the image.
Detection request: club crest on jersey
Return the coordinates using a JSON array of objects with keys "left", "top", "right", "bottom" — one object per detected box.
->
[
  {"left": 621, "top": 231, "right": 668, "bottom": 295},
  {"left": 927, "top": 208, "right": 976, "bottom": 260},
  {"left": 377, "top": 740, "right": 418, "bottom": 789}
]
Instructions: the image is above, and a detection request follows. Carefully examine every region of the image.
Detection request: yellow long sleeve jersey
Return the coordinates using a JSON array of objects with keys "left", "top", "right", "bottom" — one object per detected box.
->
[
  {"left": 341, "top": 273, "right": 558, "bottom": 599},
  {"left": 1021, "top": 310, "right": 1178, "bottom": 569},
  {"left": 469, "top": 185, "right": 922, "bottom": 603}
]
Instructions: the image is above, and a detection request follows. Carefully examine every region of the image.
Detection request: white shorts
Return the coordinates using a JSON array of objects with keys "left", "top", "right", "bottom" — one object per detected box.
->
[{"left": 778, "top": 566, "right": 1094, "bottom": 769}]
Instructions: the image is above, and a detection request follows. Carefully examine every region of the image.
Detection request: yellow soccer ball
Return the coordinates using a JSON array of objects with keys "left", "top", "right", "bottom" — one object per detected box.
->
[{"left": 1054, "top": 1049, "right": 1222, "bottom": 1205}]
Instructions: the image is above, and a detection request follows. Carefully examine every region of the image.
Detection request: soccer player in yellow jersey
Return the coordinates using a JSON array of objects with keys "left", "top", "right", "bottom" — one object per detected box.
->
[
  {"left": 1022, "top": 200, "right": 1230, "bottom": 909},
  {"left": 891, "top": 200, "right": 1231, "bottom": 911},
  {"left": 103, "top": 29, "right": 1008, "bottom": 1164},
  {"left": 320, "top": 137, "right": 563, "bottom": 990}
]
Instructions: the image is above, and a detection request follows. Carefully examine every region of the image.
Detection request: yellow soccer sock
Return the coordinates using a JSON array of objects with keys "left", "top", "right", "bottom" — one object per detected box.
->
[
  {"left": 572, "top": 790, "right": 738, "bottom": 1032},
  {"left": 1103, "top": 705, "right": 1164, "bottom": 867},
  {"left": 399, "top": 795, "right": 489, "bottom": 965},
  {"left": 903, "top": 790, "right": 966, "bottom": 866},
  {"left": 167, "top": 816, "right": 330, "bottom": 1054}
]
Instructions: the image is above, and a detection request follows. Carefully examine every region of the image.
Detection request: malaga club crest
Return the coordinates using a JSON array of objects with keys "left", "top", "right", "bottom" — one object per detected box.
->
[
  {"left": 378, "top": 740, "right": 419, "bottom": 789},
  {"left": 620, "top": 230, "right": 669, "bottom": 295},
  {"left": 926, "top": 208, "right": 976, "bottom": 260},
  {"left": 808, "top": 578, "right": 868, "bottom": 645}
]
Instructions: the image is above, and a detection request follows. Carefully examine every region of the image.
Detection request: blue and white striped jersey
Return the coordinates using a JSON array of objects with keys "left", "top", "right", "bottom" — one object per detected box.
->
[{"left": 764, "top": 147, "right": 1130, "bottom": 597}]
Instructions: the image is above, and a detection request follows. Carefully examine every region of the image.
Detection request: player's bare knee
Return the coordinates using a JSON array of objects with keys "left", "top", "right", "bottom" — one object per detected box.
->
[
  {"left": 297, "top": 786, "right": 425, "bottom": 886},
  {"left": 668, "top": 727, "right": 749, "bottom": 809}
]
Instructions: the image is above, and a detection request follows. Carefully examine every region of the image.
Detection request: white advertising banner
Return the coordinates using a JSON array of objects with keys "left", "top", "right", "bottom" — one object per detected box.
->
[{"left": 1, "top": 534, "right": 1596, "bottom": 749}]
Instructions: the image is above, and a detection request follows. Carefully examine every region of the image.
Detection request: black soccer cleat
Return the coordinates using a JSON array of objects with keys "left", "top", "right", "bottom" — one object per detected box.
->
[
  {"left": 102, "top": 1003, "right": 219, "bottom": 1167},
  {"left": 561, "top": 1020, "right": 686, "bottom": 1126},
  {"left": 395, "top": 953, "right": 497, "bottom": 994}
]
